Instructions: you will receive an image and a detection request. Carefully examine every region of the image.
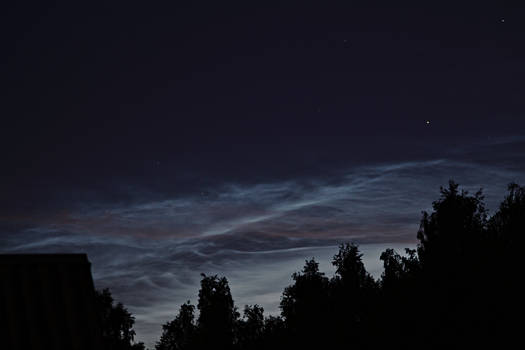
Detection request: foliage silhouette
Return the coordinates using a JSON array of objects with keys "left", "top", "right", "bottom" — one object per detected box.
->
[
  {"left": 195, "top": 274, "right": 239, "bottom": 350},
  {"left": 330, "top": 243, "right": 378, "bottom": 349},
  {"left": 235, "top": 305, "right": 265, "bottom": 350},
  {"left": 99, "top": 181, "right": 525, "bottom": 349},
  {"left": 155, "top": 301, "right": 196, "bottom": 350},
  {"left": 95, "top": 288, "right": 145, "bottom": 350},
  {"left": 279, "top": 258, "right": 330, "bottom": 349},
  {"left": 415, "top": 181, "right": 492, "bottom": 348}
]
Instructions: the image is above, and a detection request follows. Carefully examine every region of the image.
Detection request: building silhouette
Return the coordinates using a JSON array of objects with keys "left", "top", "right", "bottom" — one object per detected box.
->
[{"left": 0, "top": 254, "right": 104, "bottom": 350}]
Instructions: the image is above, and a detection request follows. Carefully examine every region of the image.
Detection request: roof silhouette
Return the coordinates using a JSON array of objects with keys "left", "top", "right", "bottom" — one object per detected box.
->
[{"left": 0, "top": 254, "right": 104, "bottom": 350}]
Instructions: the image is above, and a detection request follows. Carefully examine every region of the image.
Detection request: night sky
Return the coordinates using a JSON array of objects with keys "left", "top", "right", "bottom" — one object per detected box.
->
[{"left": 2, "top": 2, "right": 525, "bottom": 347}]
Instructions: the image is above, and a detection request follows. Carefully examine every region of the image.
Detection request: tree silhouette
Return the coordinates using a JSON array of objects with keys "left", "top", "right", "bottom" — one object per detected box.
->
[
  {"left": 95, "top": 288, "right": 145, "bottom": 350},
  {"left": 235, "top": 305, "right": 265, "bottom": 350},
  {"left": 260, "top": 315, "right": 286, "bottom": 350},
  {"left": 415, "top": 181, "right": 491, "bottom": 348},
  {"left": 379, "top": 247, "right": 419, "bottom": 294},
  {"left": 280, "top": 258, "right": 330, "bottom": 349},
  {"left": 485, "top": 183, "right": 525, "bottom": 347},
  {"left": 153, "top": 181, "right": 525, "bottom": 350},
  {"left": 417, "top": 180, "right": 487, "bottom": 271},
  {"left": 330, "top": 243, "right": 378, "bottom": 349},
  {"left": 155, "top": 301, "right": 196, "bottom": 350},
  {"left": 196, "top": 274, "right": 238, "bottom": 350},
  {"left": 489, "top": 183, "right": 525, "bottom": 251},
  {"left": 378, "top": 248, "right": 420, "bottom": 349}
]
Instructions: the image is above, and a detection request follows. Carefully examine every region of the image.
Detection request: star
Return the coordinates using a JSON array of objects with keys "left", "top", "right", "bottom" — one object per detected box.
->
[
  {"left": 500, "top": 18, "right": 505, "bottom": 23},
  {"left": 426, "top": 120, "right": 430, "bottom": 125}
]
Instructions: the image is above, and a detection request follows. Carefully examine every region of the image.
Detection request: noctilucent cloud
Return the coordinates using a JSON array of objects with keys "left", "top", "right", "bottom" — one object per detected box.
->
[{"left": 2, "top": 2, "right": 524, "bottom": 347}]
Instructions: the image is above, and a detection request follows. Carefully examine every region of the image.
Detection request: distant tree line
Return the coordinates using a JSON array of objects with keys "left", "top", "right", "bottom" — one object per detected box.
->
[{"left": 98, "top": 181, "right": 525, "bottom": 350}]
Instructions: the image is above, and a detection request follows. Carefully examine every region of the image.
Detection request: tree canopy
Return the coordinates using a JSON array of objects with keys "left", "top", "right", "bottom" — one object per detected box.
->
[
  {"left": 96, "top": 181, "right": 524, "bottom": 350},
  {"left": 95, "top": 288, "right": 145, "bottom": 350}
]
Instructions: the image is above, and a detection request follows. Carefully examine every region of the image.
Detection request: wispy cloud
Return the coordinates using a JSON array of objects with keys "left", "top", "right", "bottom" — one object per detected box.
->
[{"left": 2, "top": 137, "right": 525, "bottom": 347}]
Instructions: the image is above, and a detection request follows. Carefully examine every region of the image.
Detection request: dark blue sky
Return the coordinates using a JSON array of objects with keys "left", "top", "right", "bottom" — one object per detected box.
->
[{"left": 2, "top": 1, "right": 525, "bottom": 347}]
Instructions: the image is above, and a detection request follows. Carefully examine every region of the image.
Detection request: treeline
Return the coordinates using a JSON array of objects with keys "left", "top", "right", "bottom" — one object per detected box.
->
[{"left": 97, "top": 181, "right": 525, "bottom": 350}]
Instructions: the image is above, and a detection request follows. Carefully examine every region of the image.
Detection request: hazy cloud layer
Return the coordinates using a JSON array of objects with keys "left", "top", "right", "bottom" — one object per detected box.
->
[{"left": 2, "top": 138, "right": 525, "bottom": 347}]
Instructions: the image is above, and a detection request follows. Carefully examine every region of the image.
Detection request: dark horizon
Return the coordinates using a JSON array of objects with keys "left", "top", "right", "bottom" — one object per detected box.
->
[{"left": 2, "top": 1, "right": 525, "bottom": 347}]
